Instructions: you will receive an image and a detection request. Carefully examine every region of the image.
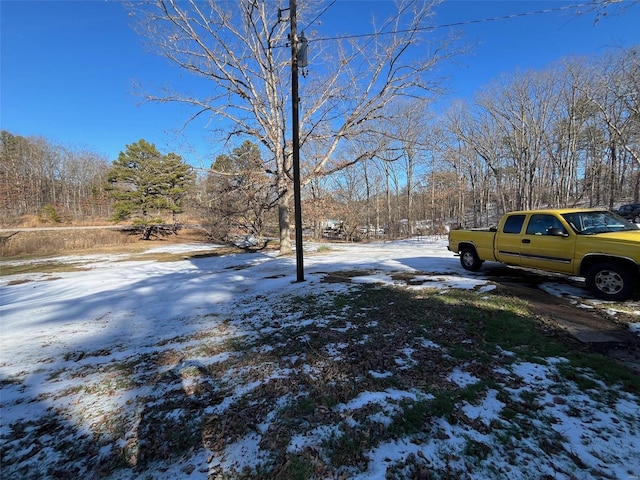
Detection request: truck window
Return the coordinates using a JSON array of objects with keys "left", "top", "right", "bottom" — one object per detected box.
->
[
  {"left": 562, "top": 211, "right": 639, "bottom": 234},
  {"left": 502, "top": 215, "right": 525, "bottom": 234},
  {"left": 526, "top": 214, "right": 566, "bottom": 236}
]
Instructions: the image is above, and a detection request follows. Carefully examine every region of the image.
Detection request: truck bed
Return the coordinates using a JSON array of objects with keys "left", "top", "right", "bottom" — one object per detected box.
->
[{"left": 447, "top": 228, "right": 498, "bottom": 262}]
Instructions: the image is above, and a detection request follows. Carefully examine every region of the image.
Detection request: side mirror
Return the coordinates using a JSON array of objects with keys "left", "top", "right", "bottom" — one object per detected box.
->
[{"left": 547, "top": 227, "right": 569, "bottom": 237}]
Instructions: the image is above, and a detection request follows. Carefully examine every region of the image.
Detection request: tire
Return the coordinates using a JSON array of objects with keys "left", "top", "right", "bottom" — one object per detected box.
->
[
  {"left": 460, "top": 247, "right": 483, "bottom": 272},
  {"left": 585, "top": 262, "right": 635, "bottom": 301}
]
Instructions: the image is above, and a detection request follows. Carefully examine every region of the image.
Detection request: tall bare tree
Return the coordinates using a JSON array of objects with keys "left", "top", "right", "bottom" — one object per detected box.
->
[
  {"left": 568, "top": 49, "right": 640, "bottom": 207},
  {"left": 204, "top": 140, "right": 278, "bottom": 242},
  {"left": 385, "top": 100, "right": 432, "bottom": 235},
  {"left": 130, "top": 0, "right": 457, "bottom": 253}
]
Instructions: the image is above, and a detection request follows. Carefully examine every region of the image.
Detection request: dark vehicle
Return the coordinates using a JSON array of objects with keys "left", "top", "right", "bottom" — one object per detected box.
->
[{"left": 615, "top": 203, "right": 640, "bottom": 222}]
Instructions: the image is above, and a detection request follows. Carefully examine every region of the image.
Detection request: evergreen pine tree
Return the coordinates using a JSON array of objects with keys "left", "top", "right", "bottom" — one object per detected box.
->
[{"left": 106, "top": 139, "right": 194, "bottom": 235}]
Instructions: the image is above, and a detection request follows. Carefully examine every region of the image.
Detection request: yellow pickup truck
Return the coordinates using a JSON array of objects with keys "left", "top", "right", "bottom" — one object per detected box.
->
[{"left": 447, "top": 208, "right": 640, "bottom": 300}]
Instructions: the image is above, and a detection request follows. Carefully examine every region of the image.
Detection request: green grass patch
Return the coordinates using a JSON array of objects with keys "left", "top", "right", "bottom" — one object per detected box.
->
[
  {"left": 463, "top": 437, "right": 492, "bottom": 460},
  {"left": 564, "top": 352, "right": 640, "bottom": 393},
  {"left": 286, "top": 282, "right": 637, "bottom": 397},
  {"left": 323, "top": 430, "right": 367, "bottom": 467},
  {"left": 422, "top": 289, "right": 567, "bottom": 360},
  {"left": 389, "top": 382, "right": 491, "bottom": 436},
  {"left": 221, "top": 335, "right": 254, "bottom": 352},
  {"left": 271, "top": 454, "right": 316, "bottom": 480},
  {"left": 388, "top": 398, "right": 433, "bottom": 435}
]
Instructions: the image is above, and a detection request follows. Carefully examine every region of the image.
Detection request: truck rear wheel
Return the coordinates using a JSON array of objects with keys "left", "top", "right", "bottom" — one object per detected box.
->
[
  {"left": 585, "top": 262, "right": 634, "bottom": 301},
  {"left": 460, "top": 247, "right": 483, "bottom": 272}
]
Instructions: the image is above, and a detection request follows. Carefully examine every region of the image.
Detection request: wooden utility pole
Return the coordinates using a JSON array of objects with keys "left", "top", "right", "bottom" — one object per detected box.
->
[{"left": 290, "top": 0, "right": 304, "bottom": 282}]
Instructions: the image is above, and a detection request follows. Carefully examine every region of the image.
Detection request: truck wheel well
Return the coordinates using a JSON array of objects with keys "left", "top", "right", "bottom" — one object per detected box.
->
[
  {"left": 457, "top": 242, "right": 476, "bottom": 254},
  {"left": 580, "top": 256, "right": 638, "bottom": 277}
]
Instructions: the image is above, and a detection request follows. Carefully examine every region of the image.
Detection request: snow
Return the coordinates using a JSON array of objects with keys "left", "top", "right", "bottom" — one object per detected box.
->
[{"left": 1, "top": 237, "right": 639, "bottom": 479}]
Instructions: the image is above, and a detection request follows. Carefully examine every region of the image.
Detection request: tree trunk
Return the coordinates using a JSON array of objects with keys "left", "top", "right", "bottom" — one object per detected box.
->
[{"left": 278, "top": 192, "right": 292, "bottom": 254}]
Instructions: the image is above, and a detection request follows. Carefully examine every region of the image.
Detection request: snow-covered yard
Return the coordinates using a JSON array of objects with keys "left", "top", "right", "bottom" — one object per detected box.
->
[{"left": 1, "top": 238, "right": 639, "bottom": 479}]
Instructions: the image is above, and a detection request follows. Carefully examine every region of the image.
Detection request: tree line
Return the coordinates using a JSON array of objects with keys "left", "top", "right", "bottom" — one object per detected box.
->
[
  {"left": 295, "top": 47, "right": 639, "bottom": 236},
  {"left": 439, "top": 48, "right": 639, "bottom": 228},
  {"left": 0, "top": 131, "right": 112, "bottom": 223},
  {"left": 128, "top": 0, "right": 638, "bottom": 243},
  {"left": 1, "top": 47, "right": 637, "bottom": 240}
]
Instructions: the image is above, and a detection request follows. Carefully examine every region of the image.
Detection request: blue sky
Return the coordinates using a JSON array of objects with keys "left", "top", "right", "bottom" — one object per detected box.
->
[{"left": 1, "top": 1, "right": 638, "bottom": 168}]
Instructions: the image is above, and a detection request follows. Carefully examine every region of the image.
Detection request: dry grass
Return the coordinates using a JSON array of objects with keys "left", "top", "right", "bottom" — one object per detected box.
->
[{"left": 0, "top": 228, "right": 210, "bottom": 259}]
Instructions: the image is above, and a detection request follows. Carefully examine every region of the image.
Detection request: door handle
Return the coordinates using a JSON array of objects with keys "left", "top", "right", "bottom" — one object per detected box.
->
[{"left": 522, "top": 239, "right": 531, "bottom": 244}]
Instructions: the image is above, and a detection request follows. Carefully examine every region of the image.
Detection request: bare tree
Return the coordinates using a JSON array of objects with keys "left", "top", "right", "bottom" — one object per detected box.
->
[
  {"left": 203, "top": 140, "right": 278, "bottom": 242},
  {"left": 328, "top": 163, "right": 369, "bottom": 241},
  {"left": 579, "top": 0, "right": 640, "bottom": 25},
  {"left": 443, "top": 100, "right": 511, "bottom": 221},
  {"left": 568, "top": 49, "right": 640, "bottom": 207},
  {"left": 430, "top": 114, "right": 481, "bottom": 226},
  {"left": 303, "top": 174, "right": 340, "bottom": 239},
  {"left": 384, "top": 100, "right": 432, "bottom": 235},
  {"left": 130, "top": 0, "right": 457, "bottom": 253},
  {"left": 476, "top": 70, "right": 561, "bottom": 211},
  {"left": 436, "top": 46, "right": 639, "bottom": 225}
]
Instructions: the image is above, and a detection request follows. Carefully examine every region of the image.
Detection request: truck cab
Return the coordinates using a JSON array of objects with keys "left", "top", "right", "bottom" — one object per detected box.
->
[{"left": 495, "top": 212, "right": 574, "bottom": 274}]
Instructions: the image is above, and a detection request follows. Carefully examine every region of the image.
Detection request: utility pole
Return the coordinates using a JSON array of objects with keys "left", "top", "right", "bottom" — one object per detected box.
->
[{"left": 290, "top": 0, "right": 304, "bottom": 282}]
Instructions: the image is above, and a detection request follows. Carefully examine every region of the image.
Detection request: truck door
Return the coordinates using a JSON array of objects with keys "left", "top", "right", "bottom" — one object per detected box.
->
[
  {"left": 519, "top": 214, "right": 574, "bottom": 273},
  {"left": 494, "top": 214, "right": 526, "bottom": 266}
]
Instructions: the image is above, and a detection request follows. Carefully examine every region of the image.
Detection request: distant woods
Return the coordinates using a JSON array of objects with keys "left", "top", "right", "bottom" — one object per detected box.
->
[
  {"left": 0, "top": 131, "right": 112, "bottom": 224},
  {"left": 1, "top": 47, "right": 638, "bottom": 236},
  {"left": 438, "top": 47, "right": 640, "bottom": 227}
]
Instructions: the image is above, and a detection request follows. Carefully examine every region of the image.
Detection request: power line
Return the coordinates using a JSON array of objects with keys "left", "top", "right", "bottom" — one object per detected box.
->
[
  {"left": 308, "top": 2, "right": 591, "bottom": 44},
  {"left": 302, "top": 0, "right": 337, "bottom": 31}
]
